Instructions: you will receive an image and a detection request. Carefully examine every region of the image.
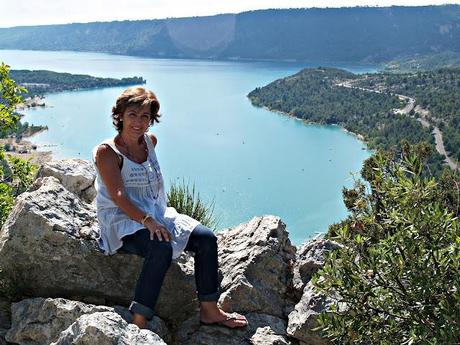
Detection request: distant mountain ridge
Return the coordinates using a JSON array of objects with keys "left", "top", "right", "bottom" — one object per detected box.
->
[{"left": 1, "top": 5, "right": 460, "bottom": 63}]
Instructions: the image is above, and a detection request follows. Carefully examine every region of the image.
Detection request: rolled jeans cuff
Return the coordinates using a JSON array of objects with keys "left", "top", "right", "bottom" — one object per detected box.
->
[
  {"left": 129, "top": 301, "right": 154, "bottom": 320},
  {"left": 198, "top": 290, "right": 220, "bottom": 302}
]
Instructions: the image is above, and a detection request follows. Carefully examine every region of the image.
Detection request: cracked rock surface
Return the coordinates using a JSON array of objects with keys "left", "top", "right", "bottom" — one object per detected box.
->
[
  {"left": 38, "top": 159, "right": 96, "bottom": 203},
  {"left": 176, "top": 312, "right": 289, "bottom": 345},
  {"left": 217, "top": 216, "right": 296, "bottom": 318},
  {"left": 51, "top": 312, "right": 165, "bottom": 345},
  {"left": 287, "top": 282, "right": 332, "bottom": 345},
  {"left": 6, "top": 297, "right": 168, "bottom": 345},
  {"left": 292, "top": 238, "right": 342, "bottom": 297}
]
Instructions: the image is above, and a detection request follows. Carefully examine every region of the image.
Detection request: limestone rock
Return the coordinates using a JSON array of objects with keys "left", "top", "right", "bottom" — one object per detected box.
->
[
  {"left": 0, "top": 177, "right": 196, "bottom": 323},
  {"left": 250, "top": 326, "right": 290, "bottom": 345},
  {"left": 51, "top": 311, "right": 165, "bottom": 345},
  {"left": 176, "top": 312, "right": 289, "bottom": 345},
  {"left": 6, "top": 297, "right": 111, "bottom": 345},
  {"left": 217, "top": 216, "right": 296, "bottom": 318},
  {"left": 292, "top": 238, "right": 342, "bottom": 296},
  {"left": 38, "top": 159, "right": 96, "bottom": 203},
  {"left": 287, "top": 282, "right": 331, "bottom": 345},
  {"left": 5, "top": 297, "right": 169, "bottom": 345}
]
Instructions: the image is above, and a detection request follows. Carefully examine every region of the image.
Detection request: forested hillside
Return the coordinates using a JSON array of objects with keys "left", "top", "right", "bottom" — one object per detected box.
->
[
  {"left": 1, "top": 5, "right": 460, "bottom": 63},
  {"left": 353, "top": 69, "right": 460, "bottom": 163},
  {"left": 248, "top": 67, "right": 460, "bottom": 173}
]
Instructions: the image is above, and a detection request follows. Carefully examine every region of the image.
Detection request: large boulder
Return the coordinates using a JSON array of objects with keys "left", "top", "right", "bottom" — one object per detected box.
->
[
  {"left": 6, "top": 297, "right": 111, "bottom": 345},
  {"left": 5, "top": 297, "right": 169, "bottom": 345},
  {"left": 52, "top": 312, "right": 165, "bottom": 345},
  {"left": 217, "top": 216, "right": 296, "bottom": 318},
  {"left": 38, "top": 159, "right": 96, "bottom": 203},
  {"left": 0, "top": 176, "right": 197, "bottom": 324}
]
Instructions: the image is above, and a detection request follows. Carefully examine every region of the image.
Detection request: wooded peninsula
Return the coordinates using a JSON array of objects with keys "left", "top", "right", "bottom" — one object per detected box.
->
[
  {"left": 10, "top": 70, "right": 145, "bottom": 96},
  {"left": 248, "top": 67, "right": 460, "bottom": 174}
]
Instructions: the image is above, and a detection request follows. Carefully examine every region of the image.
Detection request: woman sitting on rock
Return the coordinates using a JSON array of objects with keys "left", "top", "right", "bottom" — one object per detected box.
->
[{"left": 92, "top": 87, "right": 248, "bottom": 329}]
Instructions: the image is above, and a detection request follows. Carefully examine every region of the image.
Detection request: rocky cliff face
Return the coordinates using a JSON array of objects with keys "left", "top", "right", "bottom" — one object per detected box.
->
[{"left": 0, "top": 159, "right": 338, "bottom": 345}]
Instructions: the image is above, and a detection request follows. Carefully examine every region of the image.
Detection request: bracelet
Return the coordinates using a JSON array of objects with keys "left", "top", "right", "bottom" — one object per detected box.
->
[{"left": 140, "top": 214, "right": 152, "bottom": 226}]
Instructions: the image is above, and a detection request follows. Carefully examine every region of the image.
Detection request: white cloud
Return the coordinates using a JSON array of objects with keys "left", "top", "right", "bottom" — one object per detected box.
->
[{"left": 0, "top": 0, "right": 459, "bottom": 28}]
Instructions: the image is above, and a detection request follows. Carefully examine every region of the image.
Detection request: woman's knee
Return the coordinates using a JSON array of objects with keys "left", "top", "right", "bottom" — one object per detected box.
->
[{"left": 193, "top": 225, "right": 217, "bottom": 252}]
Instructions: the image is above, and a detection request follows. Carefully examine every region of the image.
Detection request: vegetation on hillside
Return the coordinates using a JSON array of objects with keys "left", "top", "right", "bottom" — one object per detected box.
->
[
  {"left": 354, "top": 68, "right": 460, "bottom": 163},
  {"left": 383, "top": 51, "right": 460, "bottom": 73},
  {"left": 314, "top": 144, "right": 460, "bottom": 344},
  {"left": 0, "top": 63, "right": 37, "bottom": 225}
]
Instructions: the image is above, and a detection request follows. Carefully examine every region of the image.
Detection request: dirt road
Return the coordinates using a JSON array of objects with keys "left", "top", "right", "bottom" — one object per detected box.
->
[{"left": 336, "top": 80, "right": 459, "bottom": 171}]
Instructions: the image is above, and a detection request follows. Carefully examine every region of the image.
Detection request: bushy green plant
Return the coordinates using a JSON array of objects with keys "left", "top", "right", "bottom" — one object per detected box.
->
[
  {"left": 437, "top": 167, "right": 460, "bottom": 217},
  {"left": 167, "top": 179, "right": 219, "bottom": 230},
  {"left": 0, "top": 63, "right": 24, "bottom": 134},
  {"left": 314, "top": 145, "right": 460, "bottom": 344},
  {"left": 0, "top": 63, "right": 37, "bottom": 226},
  {"left": 0, "top": 183, "right": 14, "bottom": 226}
]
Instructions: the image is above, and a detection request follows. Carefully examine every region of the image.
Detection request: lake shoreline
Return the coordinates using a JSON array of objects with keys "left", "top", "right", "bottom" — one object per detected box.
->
[
  {"left": 0, "top": 48, "right": 383, "bottom": 70},
  {"left": 256, "top": 103, "right": 369, "bottom": 147}
]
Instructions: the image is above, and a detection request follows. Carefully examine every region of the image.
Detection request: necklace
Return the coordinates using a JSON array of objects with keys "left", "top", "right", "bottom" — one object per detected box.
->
[{"left": 118, "top": 135, "right": 147, "bottom": 163}]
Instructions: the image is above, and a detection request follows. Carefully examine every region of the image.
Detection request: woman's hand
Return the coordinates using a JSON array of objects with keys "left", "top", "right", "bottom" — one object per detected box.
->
[{"left": 144, "top": 217, "right": 172, "bottom": 242}]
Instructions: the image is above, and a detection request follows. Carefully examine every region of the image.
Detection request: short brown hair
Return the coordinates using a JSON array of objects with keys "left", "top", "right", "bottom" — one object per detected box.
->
[{"left": 111, "top": 87, "right": 161, "bottom": 132}]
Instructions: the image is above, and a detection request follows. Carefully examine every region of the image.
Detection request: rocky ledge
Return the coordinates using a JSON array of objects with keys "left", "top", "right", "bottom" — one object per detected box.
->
[{"left": 0, "top": 159, "right": 340, "bottom": 345}]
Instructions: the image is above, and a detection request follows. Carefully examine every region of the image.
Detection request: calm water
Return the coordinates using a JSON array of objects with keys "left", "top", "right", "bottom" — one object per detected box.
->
[{"left": 0, "top": 50, "right": 375, "bottom": 245}]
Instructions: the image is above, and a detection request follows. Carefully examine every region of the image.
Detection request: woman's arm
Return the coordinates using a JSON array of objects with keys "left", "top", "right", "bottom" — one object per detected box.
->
[
  {"left": 95, "top": 144, "right": 145, "bottom": 222},
  {"left": 149, "top": 133, "right": 157, "bottom": 148},
  {"left": 95, "top": 144, "right": 170, "bottom": 241}
]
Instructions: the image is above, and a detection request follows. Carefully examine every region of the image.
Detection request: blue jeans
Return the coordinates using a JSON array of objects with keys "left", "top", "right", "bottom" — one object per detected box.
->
[{"left": 119, "top": 224, "right": 220, "bottom": 320}]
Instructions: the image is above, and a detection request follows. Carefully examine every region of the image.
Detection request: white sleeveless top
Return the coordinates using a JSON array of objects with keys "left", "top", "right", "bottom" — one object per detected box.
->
[{"left": 92, "top": 133, "right": 200, "bottom": 259}]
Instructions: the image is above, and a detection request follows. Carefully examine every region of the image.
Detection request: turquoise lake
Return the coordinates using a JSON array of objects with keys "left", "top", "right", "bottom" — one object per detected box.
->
[{"left": 0, "top": 50, "right": 376, "bottom": 245}]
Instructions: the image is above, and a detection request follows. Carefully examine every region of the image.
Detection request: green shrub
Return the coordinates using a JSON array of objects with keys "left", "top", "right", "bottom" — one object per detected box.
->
[
  {"left": 314, "top": 146, "right": 460, "bottom": 344},
  {"left": 0, "top": 183, "right": 14, "bottom": 226},
  {"left": 0, "top": 63, "right": 37, "bottom": 227},
  {"left": 167, "top": 179, "right": 219, "bottom": 230},
  {"left": 0, "top": 63, "right": 24, "bottom": 134}
]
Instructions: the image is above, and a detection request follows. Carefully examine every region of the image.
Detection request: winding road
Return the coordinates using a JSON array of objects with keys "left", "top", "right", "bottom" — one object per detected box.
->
[{"left": 337, "top": 80, "right": 459, "bottom": 171}]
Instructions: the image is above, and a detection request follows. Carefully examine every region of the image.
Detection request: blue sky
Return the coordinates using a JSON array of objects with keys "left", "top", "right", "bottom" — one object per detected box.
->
[{"left": 1, "top": 0, "right": 459, "bottom": 28}]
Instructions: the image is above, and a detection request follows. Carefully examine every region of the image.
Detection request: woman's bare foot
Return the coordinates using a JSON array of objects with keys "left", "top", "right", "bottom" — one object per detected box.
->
[
  {"left": 132, "top": 313, "right": 149, "bottom": 329},
  {"left": 200, "top": 301, "right": 248, "bottom": 328}
]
